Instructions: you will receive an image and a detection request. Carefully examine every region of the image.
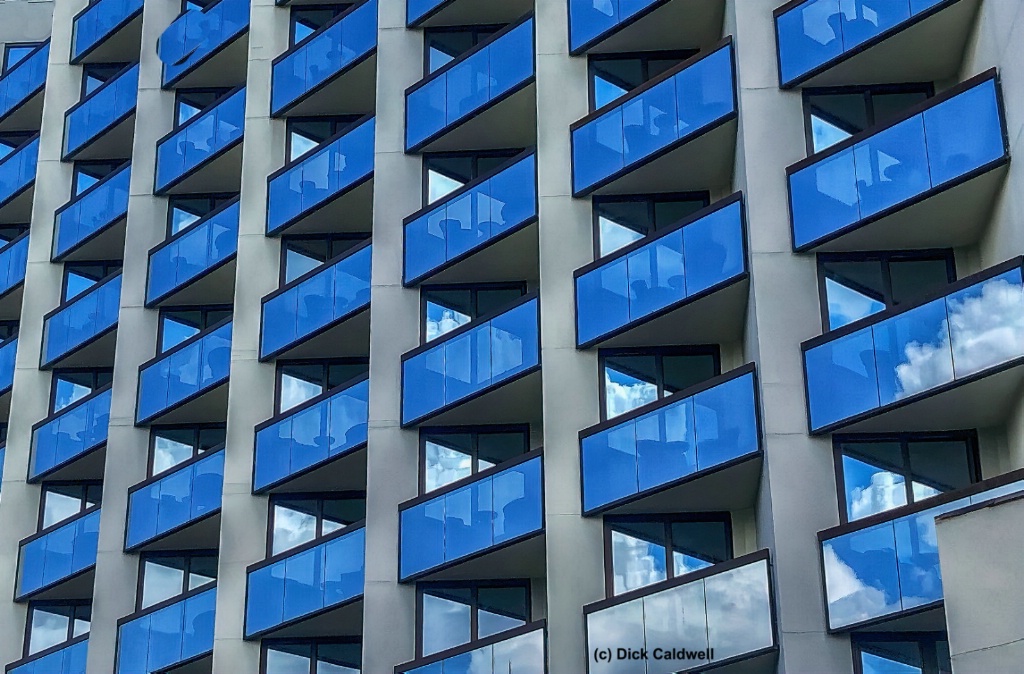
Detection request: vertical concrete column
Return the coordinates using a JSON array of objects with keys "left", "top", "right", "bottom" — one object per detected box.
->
[
  {"left": 209, "top": 1, "right": 286, "bottom": 671},
  {"left": 728, "top": 1, "right": 853, "bottom": 672},
  {"left": 85, "top": 0, "right": 180, "bottom": 670},
  {"left": 360, "top": 0, "right": 421, "bottom": 669},
  {"left": 533, "top": 0, "right": 605, "bottom": 671},
  {"left": 0, "top": 0, "right": 80, "bottom": 662}
]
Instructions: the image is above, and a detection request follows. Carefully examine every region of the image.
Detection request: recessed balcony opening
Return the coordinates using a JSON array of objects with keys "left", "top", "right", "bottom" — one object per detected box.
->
[
  {"left": 160, "top": 0, "right": 249, "bottom": 89},
  {"left": 53, "top": 162, "right": 130, "bottom": 263},
  {"left": 0, "top": 135, "right": 39, "bottom": 223},
  {"left": 71, "top": 0, "right": 144, "bottom": 65},
  {"left": 62, "top": 63, "right": 138, "bottom": 162},
  {"left": 0, "top": 41, "right": 48, "bottom": 132},
  {"left": 408, "top": 0, "right": 532, "bottom": 29}
]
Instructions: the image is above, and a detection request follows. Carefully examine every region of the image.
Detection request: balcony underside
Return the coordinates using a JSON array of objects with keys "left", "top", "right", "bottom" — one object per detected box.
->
[
  {"left": 75, "top": 12, "right": 143, "bottom": 64},
  {"left": 279, "top": 53, "right": 377, "bottom": 117},
  {"left": 413, "top": 82, "right": 536, "bottom": 153},
  {"left": 0, "top": 285, "right": 22, "bottom": 320},
  {"left": 588, "top": 276, "right": 748, "bottom": 348},
  {"left": 161, "top": 143, "right": 242, "bottom": 195},
  {"left": 164, "top": 653, "right": 213, "bottom": 674},
  {"left": 133, "top": 512, "right": 221, "bottom": 553},
  {"left": 414, "top": 219, "right": 538, "bottom": 286},
  {"left": 46, "top": 327, "right": 117, "bottom": 370},
  {"left": 274, "top": 178, "right": 373, "bottom": 236},
  {"left": 143, "top": 382, "right": 229, "bottom": 426},
  {"left": 35, "top": 445, "right": 106, "bottom": 484},
  {"left": 705, "top": 650, "right": 778, "bottom": 674},
  {"left": 57, "top": 215, "right": 126, "bottom": 263},
  {"left": 257, "top": 599, "right": 363, "bottom": 640},
  {"left": 412, "top": 532, "right": 545, "bottom": 583},
  {"left": 169, "top": 35, "right": 249, "bottom": 89},
  {"left": 260, "top": 444, "right": 367, "bottom": 494},
  {"left": 0, "top": 185, "right": 34, "bottom": 223},
  {"left": 21, "top": 567, "right": 95, "bottom": 602},
  {"left": 413, "top": 0, "right": 532, "bottom": 28},
  {"left": 0, "top": 388, "right": 9, "bottom": 420},
  {"left": 794, "top": 0, "right": 980, "bottom": 88},
  {"left": 149, "top": 257, "right": 236, "bottom": 308},
  {"left": 264, "top": 307, "right": 369, "bottom": 361},
  {"left": 804, "top": 163, "right": 1007, "bottom": 253},
  {"left": 66, "top": 113, "right": 135, "bottom": 162},
  {"left": 407, "top": 367, "right": 542, "bottom": 427},
  {"left": 580, "top": 0, "right": 724, "bottom": 54},
  {"left": 0, "top": 91, "right": 43, "bottom": 132},
  {"left": 584, "top": 116, "right": 736, "bottom": 196}
]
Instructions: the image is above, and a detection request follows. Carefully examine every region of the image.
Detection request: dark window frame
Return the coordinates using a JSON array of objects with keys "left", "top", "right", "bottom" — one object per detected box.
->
[
  {"left": 587, "top": 49, "right": 700, "bottom": 111},
  {"left": 136, "top": 550, "right": 219, "bottom": 612},
  {"left": 49, "top": 368, "right": 114, "bottom": 415},
  {"left": 419, "top": 281, "right": 529, "bottom": 344},
  {"left": 288, "top": 3, "right": 352, "bottom": 46},
  {"left": 71, "top": 161, "right": 125, "bottom": 197},
  {"left": 832, "top": 430, "right": 982, "bottom": 525},
  {"left": 61, "top": 260, "right": 123, "bottom": 303},
  {"left": 851, "top": 631, "right": 951, "bottom": 674},
  {"left": 2, "top": 42, "right": 42, "bottom": 74},
  {"left": 597, "top": 345, "right": 722, "bottom": 422},
  {"left": 173, "top": 88, "right": 232, "bottom": 129},
  {"left": 285, "top": 115, "right": 363, "bottom": 163},
  {"left": 23, "top": 600, "right": 91, "bottom": 659},
  {"left": 266, "top": 491, "right": 367, "bottom": 558},
  {"left": 165, "top": 192, "right": 238, "bottom": 237},
  {"left": 591, "top": 191, "right": 712, "bottom": 259},
  {"left": 422, "top": 24, "right": 506, "bottom": 77},
  {"left": 260, "top": 637, "right": 362, "bottom": 674},
  {"left": 421, "top": 149, "right": 524, "bottom": 206},
  {"left": 418, "top": 424, "right": 531, "bottom": 495},
  {"left": 279, "top": 232, "right": 371, "bottom": 286},
  {"left": 148, "top": 423, "right": 227, "bottom": 478},
  {"left": 37, "top": 481, "right": 103, "bottom": 532},
  {"left": 80, "top": 62, "right": 131, "bottom": 99},
  {"left": 415, "top": 579, "right": 532, "bottom": 659},
  {"left": 156, "top": 304, "right": 233, "bottom": 355},
  {"left": 274, "top": 357, "right": 370, "bottom": 414}
]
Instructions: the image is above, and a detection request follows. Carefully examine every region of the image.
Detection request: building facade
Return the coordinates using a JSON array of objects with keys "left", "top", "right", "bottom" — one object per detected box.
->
[{"left": 0, "top": 0, "right": 1021, "bottom": 672}]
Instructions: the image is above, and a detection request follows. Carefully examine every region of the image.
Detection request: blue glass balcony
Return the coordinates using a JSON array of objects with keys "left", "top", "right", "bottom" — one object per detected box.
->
[
  {"left": 245, "top": 525, "right": 365, "bottom": 638},
  {"left": 254, "top": 376, "right": 368, "bottom": 492},
  {"left": 0, "top": 335, "right": 16, "bottom": 396},
  {"left": 406, "top": 0, "right": 532, "bottom": 29},
  {"left": 266, "top": 116, "right": 374, "bottom": 236},
  {"left": 803, "top": 259, "right": 1024, "bottom": 434},
  {"left": 6, "top": 636, "right": 88, "bottom": 674},
  {"left": 116, "top": 587, "right": 216, "bottom": 674},
  {"left": 53, "top": 162, "right": 130, "bottom": 261},
  {"left": 401, "top": 295, "right": 540, "bottom": 427},
  {"left": 63, "top": 63, "right": 138, "bottom": 161},
  {"left": 146, "top": 198, "right": 238, "bottom": 307},
  {"left": 405, "top": 17, "right": 535, "bottom": 152},
  {"left": 125, "top": 448, "right": 224, "bottom": 551},
  {"left": 820, "top": 471, "right": 1024, "bottom": 631},
  {"left": 789, "top": 73, "right": 1007, "bottom": 252},
  {"left": 260, "top": 242, "right": 371, "bottom": 360},
  {"left": 0, "top": 41, "right": 48, "bottom": 130},
  {"left": 155, "top": 87, "right": 245, "bottom": 195},
  {"left": 397, "top": 623, "right": 545, "bottom": 674},
  {"left": 30, "top": 386, "right": 111, "bottom": 482},
  {"left": 0, "top": 135, "right": 39, "bottom": 220},
  {"left": 17, "top": 508, "right": 100, "bottom": 600},
  {"left": 399, "top": 452, "right": 543, "bottom": 581},
  {"left": 569, "top": 0, "right": 725, "bottom": 54},
  {"left": 775, "top": 0, "right": 978, "bottom": 89},
  {"left": 0, "top": 232, "right": 28, "bottom": 310},
  {"left": 404, "top": 152, "right": 537, "bottom": 286},
  {"left": 572, "top": 40, "right": 736, "bottom": 197},
  {"left": 585, "top": 552, "right": 777, "bottom": 674},
  {"left": 41, "top": 272, "right": 121, "bottom": 369},
  {"left": 271, "top": 0, "right": 377, "bottom": 117},
  {"left": 72, "top": 0, "right": 144, "bottom": 64},
  {"left": 575, "top": 194, "right": 747, "bottom": 348},
  {"left": 136, "top": 320, "right": 232, "bottom": 425},
  {"left": 581, "top": 365, "right": 761, "bottom": 515},
  {"left": 159, "top": 0, "right": 250, "bottom": 88}
]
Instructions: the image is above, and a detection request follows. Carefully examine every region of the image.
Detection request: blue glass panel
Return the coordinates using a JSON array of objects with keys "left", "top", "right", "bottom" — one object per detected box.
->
[
  {"left": 31, "top": 388, "right": 112, "bottom": 480},
  {"left": 804, "top": 327, "right": 879, "bottom": 430},
  {"left": 945, "top": 268, "right": 1024, "bottom": 380},
  {"left": 488, "top": 20, "right": 534, "bottom": 102},
  {"left": 55, "top": 163, "right": 130, "bottom": 259},
  {"left": 576, "top": 256, "right": 629, "bottom": 346},
  {"left": 693, "top": 372, "right": 758, "bottom": 468},
  {"left": 182, "top": 586, "right": 216, "bottom": 660},
  {"left": 682, "top": 199, "right": 745, "bottom": 295},
  {"left": 568, "top": 0, "right": 661, "bottom": 51},
  {"left": 852, "top": 115, "right": 929, "bottom": 220},
  {"left": 116, "top": 614, "right": 151, "bottom": 674},
  {"left": 0, "top": 234, "right": 28, "bottom": 296},
  {"left": 160, "top": 0, "right": 250, "bottom": 86},
  {"left": 116, "top": 588, "right": 216, "bottom": 674},
  {"left": 581, "top": 423, "right": 638, "bottom": 511},
  {"left": 18, "top": 509, "right": 100, "bottom": 597},
  {"left": 399, "top": 499, "right": 445, "bottom": 579},
  {"left": 155, "top": 88, "right": 245, "bottom": 192},
  {"left": 0, "top": 337, "right": 15, "bottom": 393},
  {"left": 406, "top": 0, "right": 439, "bottom": 25},
  {"left": 444, "top": 480, "right": 493, "bottom": 561},
  {"left": 246, "top": 564, "right": 285, "bottom": 636},
  {"left": 9, "top": 639, "right": 90, "bottom": 674},
  {"left": 64, "top": 64, "right": 138, "bottom": 157},
  {"left": 492, "top": 455, "right": 542, "bottom": 544},
  {"left": 488, "top": 298, "right": 539, "bottom": 382},
  {"left": 823, "top": 522, "right": 900, "bottom": 629},
  {"left": 322, "top": 526, "right": 365, "bottom": 606},
  {"left": 871, "top": 299, "right": 951, "bottom": 406},
  {"left": 73, "top": 0, "right": 143, "bottom": 61},
  {"left": 42, "top": 274, "right": 121, "bottom": 366},
  {"left": 0, "top": 42, "right": 48, "bottom": 120},
  {"left": 0, "top": 136, "right": 38, "bottom": 206},
  {"left": 625, "top": 228, "right": 685, "bottom": 321},
  {"left": 147, "top": 601, "right": 185, "bottom": 671},
  {"left": 838, "top": 0, "right": 911, "bottom": 51},
  {"left": 127, "top": 450, "right": 224, "bottom": 549},
  {"left": 401, "top": 346, "right": 446, "bottom": 426},
  {"left": 126, "top": 481, "right": 160, "bottom": 548},
  {"left": 790, "top": 146, "right": 859, "bottom": 249},
  {"left": 146, "top": 200, "right": 238, "bottom": 304},
  {"left": 282, "top": 546, "right": 322, "bottom": 622},
  {"left": 923, "top": 79, "right": 1005, "bottom": 187}
]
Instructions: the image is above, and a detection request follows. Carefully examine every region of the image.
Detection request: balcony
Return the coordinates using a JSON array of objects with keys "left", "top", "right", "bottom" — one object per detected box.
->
[
  {"left": 819, "top": 469, "right": 1024, "bottom": 631},
  {"left": 803, "top": 258, "right": 1024, "bottom": 434},
  {"left": 575, "top": 193, "right": 747, "bottom": 348},
  {"left": 154, "top": 86, "right": 244, "bottom": 195},
  {"left": 407, "top": 0, "right": 532, "bottom": 28},
  {"left": 0, "top": 336, "right": 15, "bottom": 399},
  {"left": 405, "top": 17, "right": 535, "bottom": 153},
  {"left": 41, "top": 272, "right": 121, "bottom": 369},
  {"left": 789, "top": 73, "right": 1007, "bottom": 252},
  {"left": 16, "top": 507, "right": 100, "bottom": 601},
  {"left": 136, "top": 319, "right": 231, "bottom": 425},
  {"left": 775, "top": 0, "right": 981, "bottom": 89},
  {"left": 125, "top": 447, "right": 224, "bottom": 551},
  {"left": 115, "top": 586, "right": 215, "bottom": 674},
  {"left": 585, "top": 551, "right": 777, "bottom": 674},
  {"left": 63, "top": 62, "right": 138, "bottom": 161},
  {"left": 72, "top": 0, "right": 144, "bottom": 64},
  {"left": 5, "top": 636, "right": 88, "bottom": 674},
  {"left": 53, "top": 162, "right": 130, "bottom": 262},
  {"left": 404, "top": 151, "right": 537, "bottom": 286},
  {"left": 0, "top": 41, "right": 48, "bottom": 131},
  {"left": 159, "top": 0, "right": 249, "bottom": 88},
  {"left": 271, "top": 0, "right": 377, "bottom": 117},
  {"left": 580, "top": 365, "right": 761, "bottom": 516},
  {"left": 245, "top": 525, "right": 365, "bottom": 638},
  {"left": 30, "top": 386, "right": 111, "bottom": 483},
  {"left": 146, "top": 198, "right": 238, "bottom": 307},
  {"left": 569, "top": 0, "right": 724, "bottom": 55},
  {"left": 401, "top": 294, "right": 540, "bottom": 427},
  {"left": 399, "top": 451, "right": 543, "bottom": 581},
  {"left": 0, "top": 232, "right": 28, "bottom": 317},
  {"left": 253, "top": 376, "right": 368, "bottom": 493},
  {"left": 571, "top": 39, "right": 736, "bottom": 197},
  {"left": 0, "top": 135, "right": 39, "bottom": 222},
  {"left": 266, "top": 116, "right": 373, "bottom": 236},
  {"left": 396, "top": 622, "right": 545, "bottom": 674}
]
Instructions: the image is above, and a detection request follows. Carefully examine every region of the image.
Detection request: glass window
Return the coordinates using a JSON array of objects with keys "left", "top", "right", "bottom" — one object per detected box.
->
[
  {"left": 804, "top": 84, "right": 933, "bottom": 154},
  {"left": 40, "top": 483, "right": 101, "bottom": 530},
  {"left": 81, "top": 63, "right": 127, "bottom": 97},
  {"left": 281, "top": 234, "right": 369, "bottom": 284},
  {"left": 421, "top": 426, "right": 529, "bottom": 493},
  {"left": 0, "top": 224, "right": 27, "bottom": 246},
  {"left": 419, "top": 582, "right": 529, "bottom": 657},
  {"left": 62, "top": 261, "right": 121, "bottom": 303},
  {"left": 139, "top": 553, "right": 217, "bottom": 610},
  {"left": 424, "top": 26, "right": 501, "bottom": 75},
  {"left": 51, "top": 369, "right": 112, "bottom": 413},
  {"left": 264, "top": 640, "right": 361, "bottom": 674},
  {"left": 605, "top": 516, "right": 732, "bottom": 596},
  {"left": 837, "top": 433, "right": 978, "bottom": 523},
  {"left": 2, "top": 43, "right": 40, "bottom": 74},
  {"left": 0, "top": 320, "right": 18, "bottom": 342},
  {"left": 286, "top": 116, "right": 362, "bottom": 162},
  {"left": 422, "top": 151, "right": 522, "bottom": 205},
  {"left": 150, "top": 425, "right": 226, "bottom": 476},
  {"left": 818, "top": 251, "right": 955, "bottom": 331},
  {"left": 0, "top": 132, "right": 31, "bottom": 161},
  {"left": 276, "top": 359, "right": 369, "bottom": 413},
  {"left": 167, "top": 194, "right": 237, "bottom": 237},
  {"left": 26, "top": 603, "right": 90, "bottom": 656},
  {"left": 853, "top": 633, "right": 952, "bottom": 674},
  {"left": 600, "top": 347, "right": 719, "bottom": 420},
  {"left": 588, "top": 51, "right": 698, "bottom": 110},
  {"left": 290, "top": 4, "right": 350, "bottom": 45},
  {"left": 72, "top": 161, "right": 124, "bottom": 197},
  {"left": 270, "top": 494, "right": 366, "bottom": 556},
  {"left": 593, "top": 193, "right": 710, "bottom": 258},
  {"left": 422, "top": 283, "right": 527, "bottom": 342},
  {"left": 174, "top": 88, "right": 231, "bottom": 127},
  {"left": 158, "top": 306, "right": 232, "bottom": 353}
]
